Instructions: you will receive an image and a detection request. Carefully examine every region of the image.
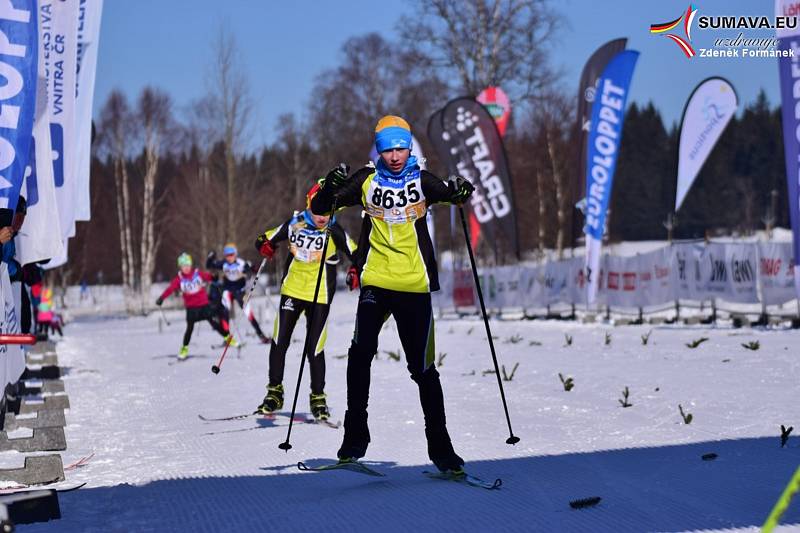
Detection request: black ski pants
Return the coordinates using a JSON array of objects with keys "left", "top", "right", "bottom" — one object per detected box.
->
[
  {"left": 183, "top": 305, "right": 228, "bottom": 346},
  {"left": 338, "top": 286, "right": 461, "bottom": 469},
  {"left": 267, "top": 295, "right": 328, "bottom": 395}
]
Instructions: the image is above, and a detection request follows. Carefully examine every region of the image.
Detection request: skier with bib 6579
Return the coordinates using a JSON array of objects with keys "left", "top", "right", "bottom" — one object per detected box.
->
[{"left": 253, "top": 183, "right": 359, "bottom": 421}]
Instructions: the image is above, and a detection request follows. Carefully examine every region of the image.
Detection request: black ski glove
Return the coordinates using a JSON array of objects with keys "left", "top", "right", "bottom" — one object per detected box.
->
[
  {"left": 155, "top": 297, "right": 164, "bottom": 306},
  {"left": 449, "top": 176, "right": 475, "bottom": 205},
  {"left": 322, "top": 163, "right": 350, "bottom": 192}
]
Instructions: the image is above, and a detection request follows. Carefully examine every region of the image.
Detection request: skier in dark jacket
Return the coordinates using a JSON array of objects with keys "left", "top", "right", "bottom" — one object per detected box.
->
[
  {"left": 310, "top": 115, "right": 474, "bottom": 473},
  {"left": 206, "top": 244, "right": 270, "bottom": 344}
]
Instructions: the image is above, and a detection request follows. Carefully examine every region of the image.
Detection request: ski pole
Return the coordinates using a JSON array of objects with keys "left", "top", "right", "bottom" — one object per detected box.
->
[
  {"left": 280, "top": 164, "right": 346, "bottom": 451},
  {"left": 456, "top": 193, "right": 520, "bottom": 445},
  {"left": 212, "top": 258, "right": 267, "bottom": 374},
  {"left": 158, "top": 307, "right": 171, "bottom": 327}
]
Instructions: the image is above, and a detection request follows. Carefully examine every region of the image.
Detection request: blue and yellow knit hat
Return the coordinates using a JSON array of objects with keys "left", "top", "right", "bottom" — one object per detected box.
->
[{"left": 375, "top": 115, "right": 412, "bottom": 153}]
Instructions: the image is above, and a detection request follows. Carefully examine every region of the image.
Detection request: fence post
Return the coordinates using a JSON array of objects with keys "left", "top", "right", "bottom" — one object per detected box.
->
[{"left": 755, "top": 242, "right": 769, "bottom": 326}]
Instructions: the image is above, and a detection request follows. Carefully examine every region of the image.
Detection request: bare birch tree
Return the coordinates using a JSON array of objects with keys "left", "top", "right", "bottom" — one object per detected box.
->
[
  {"left": 545, "top": 128, "right": 568, "bottom": 257},
  {"left": 207, "top": 26, "right": 252, "bottom": 245},
  {"left": 535, "top": 169, "right": 547, "bottom": 254},
  {"left": 136, "top": 88, "right": 172, "bottom": 310},
  {"left": 98, "top": 91, "right": 136, "bottom": 295},
  {"left": 518, "top": 90, "right": 573, "bottom": 258},
  {"left": 539, "top": 92, "right": 573, "bottom": 258}
]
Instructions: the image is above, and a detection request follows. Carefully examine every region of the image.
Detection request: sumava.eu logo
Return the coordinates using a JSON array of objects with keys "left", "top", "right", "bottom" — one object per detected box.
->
[{"left": 650, "top": 5, "right": 699, "bottom": 58}]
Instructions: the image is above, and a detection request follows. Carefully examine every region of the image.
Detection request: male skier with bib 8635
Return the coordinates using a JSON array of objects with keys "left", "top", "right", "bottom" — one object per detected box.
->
[{"left": 310, "top": 116, "right": 475, "bottom": 475}]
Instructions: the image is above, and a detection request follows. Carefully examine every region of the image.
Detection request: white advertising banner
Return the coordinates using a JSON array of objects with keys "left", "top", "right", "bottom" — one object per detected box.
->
[
  {"left": 675, "top": 78, "right": 738, "bottom": 211},
  {"left": 435, "top": 242, "right": 794, "bottom": 313},
  {"left": 604, "top": 254, "right": 639, "bottom": 309},
  {"left": 519, "top": 264, "right": 544, "bottom": 309},
  {"left": 543, "top": 259, "right": 573, "bottom": 306},
  {"left": 698, "top": 243, "right": 759, "bottom": 303},
  {"left": 40, "top": 0, "right": 79, "bottom": 240},
  {"left": 638, "top": 247, "right": 674, "bottom": 307},
  {"left": 672, "top": 242, "right": 705, "bottom": 300},
  {"left": 569, "top": 257, "right": 589, "bottom": 307},
  {"left": 73, "top": 0, "right": 103, "bottom": 221},
  {"left": 758, "top": 242, "right": 796, "bottom": 305},
  {"left": 477, "top": 266, "right": 523, "bottom": 309},
  {"left": 17, "top": 5, "right": 65, "bottom": 265}
]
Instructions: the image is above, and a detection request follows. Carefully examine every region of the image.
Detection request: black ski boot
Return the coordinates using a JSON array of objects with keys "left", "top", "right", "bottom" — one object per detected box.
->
[
  {"left": 428, "top": 428, "right": 464, "bottom": 472},
  {"left": 309, "top": 392, "right": 330, "bottom": 420},
  {"left": 432, "top": 452, "right": 465, "bottom": 473},
  {"left": 256, "top": 384, "right": 284, "bottom": 414},
  {"left": 337, "top": 410, "right": 370, "bottom": 460}
]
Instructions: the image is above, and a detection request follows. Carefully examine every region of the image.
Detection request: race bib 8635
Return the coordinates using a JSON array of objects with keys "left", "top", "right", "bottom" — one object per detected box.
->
[{"left": 365, "top": 172, "right": 427, "bottom": 224}]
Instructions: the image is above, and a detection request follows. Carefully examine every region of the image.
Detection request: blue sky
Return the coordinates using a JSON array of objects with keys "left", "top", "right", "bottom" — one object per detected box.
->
[{"left": 94, "top": 0, "right": 780, "bottom": 148}]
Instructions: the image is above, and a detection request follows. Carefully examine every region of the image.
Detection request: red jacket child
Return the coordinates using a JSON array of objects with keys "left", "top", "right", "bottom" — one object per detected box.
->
[
  {"left": 155, "top": 252, "right": 233, "bottom": 360},
  {"left": 159, "top": 268, "right": 214, "bottom": 309}
]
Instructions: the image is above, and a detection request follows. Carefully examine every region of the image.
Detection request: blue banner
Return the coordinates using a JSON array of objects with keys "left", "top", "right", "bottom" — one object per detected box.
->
[
  {"left": 777, "top": 36, "right": 800, "bottom": 298},
  {"left": 583, "top": 49, "right": 639, "bottom": 303},
  {"left": 584, "top": 50, "right": 639, "bottom": 240},
  {"left": 26, "top": 137, "right": 38, "bottom": 206},
  {"left": 0, "top": 1, "right": 38, "bottom": 212}
]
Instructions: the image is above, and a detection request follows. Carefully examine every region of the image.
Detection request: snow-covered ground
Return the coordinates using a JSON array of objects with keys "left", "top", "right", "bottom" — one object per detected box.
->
[{"left": 14, "top": 290, "right": 800, "bottom": 532}]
